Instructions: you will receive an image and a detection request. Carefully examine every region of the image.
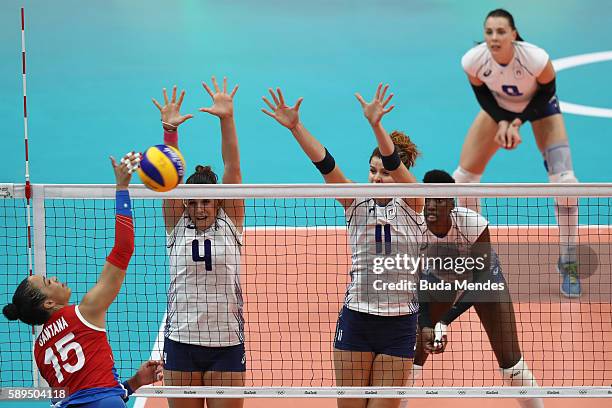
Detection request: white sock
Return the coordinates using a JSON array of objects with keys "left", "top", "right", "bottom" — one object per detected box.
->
[{"left": 500, "top": 358, "right": 544, "bottom": 408}]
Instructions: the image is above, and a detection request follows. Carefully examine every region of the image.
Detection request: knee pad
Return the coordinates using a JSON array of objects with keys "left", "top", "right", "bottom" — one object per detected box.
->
[
  {"left": 544, "top": 143, "right": 578, "bottom": 207},
  {"left": 500, "top": 357, "right": 539, "bottom": 387},
  {"left": 452, "top": 167, "right": 482, "bottom": 211},
  {"left": 549, "top": 170, "right": 579, "bottom": 207},
  {"left": 452, "top": 166, "right": 482, "bottom": 183}
]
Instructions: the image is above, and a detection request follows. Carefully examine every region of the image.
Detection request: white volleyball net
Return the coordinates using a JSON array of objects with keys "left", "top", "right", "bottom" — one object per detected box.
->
[{"left": 1, "top": 183, "right": 611, "bottom": 399}]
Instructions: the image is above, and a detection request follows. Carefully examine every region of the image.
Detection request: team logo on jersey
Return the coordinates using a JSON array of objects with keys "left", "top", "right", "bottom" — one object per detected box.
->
[
  {"left": 483, "top": 69, "right": 492, "bottom": 77},
  {"left": 514, "top": 69, "right": 524, "bottom": 79},
  {"left": 385, "top": 206, "right": 397, "bottom": 221}
]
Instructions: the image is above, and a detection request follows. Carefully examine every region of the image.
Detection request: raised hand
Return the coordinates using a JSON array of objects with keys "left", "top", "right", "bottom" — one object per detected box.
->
[
  {"left": 261, "top": 88, "right": 303, "bottom": 130},
  {"left": 200, "top": 76, "right": 238, "bottom": 119},
  {"left": 152, "top": 86, "right": 193, "bottom": 130},
  {"left": 355, "top": 83, "right": 395, "bottom": 126},
  {"left": 110, "top": 152, "right": 141, "bottom": 189}
]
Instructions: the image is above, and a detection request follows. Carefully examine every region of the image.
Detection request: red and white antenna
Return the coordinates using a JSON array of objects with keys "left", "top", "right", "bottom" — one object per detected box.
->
[
  {"left": 20, "top": 7, "right": 41, "bottom": 387},
  {"left": 20, "top": 6, "right": 33, "bottom": 289}
]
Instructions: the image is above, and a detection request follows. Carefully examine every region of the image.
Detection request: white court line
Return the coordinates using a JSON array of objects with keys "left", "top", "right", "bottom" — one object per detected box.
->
[{"left": 552, "top": 50, "right": 612, "bottom": 118}]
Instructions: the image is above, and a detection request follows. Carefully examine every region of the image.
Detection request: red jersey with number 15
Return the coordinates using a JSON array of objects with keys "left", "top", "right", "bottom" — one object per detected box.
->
[{"left": 33, "top": 305, "right": 120, "bottom": 394}]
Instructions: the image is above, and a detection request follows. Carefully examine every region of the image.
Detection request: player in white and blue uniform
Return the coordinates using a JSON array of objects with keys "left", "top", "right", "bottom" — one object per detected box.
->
[
  {"left": 398, "top": 170, "right": 544, "bottom": 408},
  {"left": 263, "top": 83, "right": 424, "bottom": 408},
  {"left": 455, "top": 8, "right": 581, "bottom": 298},
  {"left": 152, "top": 79, "right": 245, "bottom": 408}
]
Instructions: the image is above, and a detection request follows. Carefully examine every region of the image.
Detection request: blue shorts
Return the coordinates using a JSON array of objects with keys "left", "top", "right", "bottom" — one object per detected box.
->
[
  {"left": 334, "top": 306, "right": 417, "bottom": 359},
  {"left": 163, "top": 337, "right": 246, "bottom": 372},
  {"left": 528, "top": 94, "right": 561, "bottom": 122},
  {"left": 70, "top": 395, "right": 126, "bottom": 408}
]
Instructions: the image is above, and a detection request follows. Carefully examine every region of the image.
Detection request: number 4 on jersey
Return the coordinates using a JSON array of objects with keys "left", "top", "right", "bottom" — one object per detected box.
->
[{"left": 192, "top": 239, "right": 213, "bottom": 271}]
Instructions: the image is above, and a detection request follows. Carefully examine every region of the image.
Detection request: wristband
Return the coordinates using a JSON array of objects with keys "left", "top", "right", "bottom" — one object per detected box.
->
[
  {"left": 313, "top": 148, "right": 336, "bottom": 175},
  {"left": 164, "top": 129, "right": 178, "bottom": 145},
  {"left": 115, "top": 190, "right": 132, "bottom": 217},
  {"left": 122, "top": 380, "right": 135, "bottom": 396},
  {"left": 381, "top": 146, "right": 401, "bottom": 171}
]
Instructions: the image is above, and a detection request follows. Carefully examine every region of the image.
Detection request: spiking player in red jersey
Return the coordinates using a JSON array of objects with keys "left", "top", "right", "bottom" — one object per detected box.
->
[{"left": 3, "top": 153, "right": 147, "bottom": 408}]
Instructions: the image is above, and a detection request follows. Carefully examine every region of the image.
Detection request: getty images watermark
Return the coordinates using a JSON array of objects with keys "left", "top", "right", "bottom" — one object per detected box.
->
[{"left": 371, "top": 252, "right": 507, "bottom": 292}]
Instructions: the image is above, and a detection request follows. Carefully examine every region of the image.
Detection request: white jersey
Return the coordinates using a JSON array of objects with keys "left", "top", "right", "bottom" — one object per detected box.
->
[
  {"left": 165, "top": 208, "right": 244, "bottom": 347},
  {"left": 344, "top": 198, "right": 424, "bottom": 316},
  {"left": 421, "top": 207, "right": 488, "bottom": 283},
  {"left": 461, "top": 41, "right": 549, "bottom": 112}
]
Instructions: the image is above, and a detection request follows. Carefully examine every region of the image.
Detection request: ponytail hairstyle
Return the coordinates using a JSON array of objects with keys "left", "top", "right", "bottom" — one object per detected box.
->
[
  {"left": 370, "top": 131, "right": 420, "bottom": 170},
  {"left": 3, "top": 278, "right": 50, "bottom": 326},
  {"left": 485, "top": 8, "right": 524, "bottom": 41},
  {"left": 186, "top": 165, "right": 218, "bottom": 185}
]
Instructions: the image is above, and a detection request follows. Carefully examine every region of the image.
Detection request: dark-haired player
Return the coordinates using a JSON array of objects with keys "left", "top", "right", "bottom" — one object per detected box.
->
[
  {"left": 3, "top": 153, "right": 148, "bottom": 408},
  {"left": 400, "top": 169, "right": 543, "bottom": 408},
  {"left": 152, "top": 79, "right": 246, "bottom": 408},
  {"left": 456, "top": 8, "right": 580, "bottom": 297}
]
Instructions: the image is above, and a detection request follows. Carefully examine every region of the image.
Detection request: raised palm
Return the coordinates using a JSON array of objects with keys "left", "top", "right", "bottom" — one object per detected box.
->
[
  {"left": 152, "top": 86, "right": 193, "bottom": 128},
  {"left": 262, "top": 88, "right": 303, "bottom": 130},
  {"left": 355, "top": 83, "right": 395, "bottom": 126},
  {"left": 200, "top": 76, "right": 238, "bottom": 119}
]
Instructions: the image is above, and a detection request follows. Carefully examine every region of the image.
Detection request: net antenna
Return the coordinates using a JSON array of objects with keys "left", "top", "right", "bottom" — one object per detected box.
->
[{"left": 19, "top": 7, "right": 46, "bottom": 389}]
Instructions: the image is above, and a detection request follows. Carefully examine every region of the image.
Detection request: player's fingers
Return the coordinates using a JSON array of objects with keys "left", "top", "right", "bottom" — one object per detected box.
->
[
  {"left": 382, "top": 93, "right": 393, "bottom": 107},
  {"left": 261, "top": 108, "right": 276, "bottom": 118},
  {"left": 211, "top": 76, "right": 220, "bottom": 93},
  {"left": 110, "top": 156, "right": 118, "bottom": 168},
  {"left": 230, "top": 85, "right": 239, "bottom": 98},
  {"left": 355, "top": 93, "right": 366, "bottom": 107},
  {"left": 383, "top": 105, "right": 395, "bottom": 114},
  {"left": 380, "top": 84, "right": 389, "bottom": 101},
  {"left": 375, "top": 82, "right": 382, "bottom": 99},
  {"left": 152, "top": 98, "right": 162, "bottom": 111},
  {"left": 177, "top": 90, "right": 186, "bottom": 107},
  {"left": 506, "top": 129, "right": 515, "bottom": 149},
  {"left": 178, "top": 114, "right": 194, "bottom": 123},
  {"left": 162, "top": 88, "right": 169, "bottom": 104},
  {"left": 494, "top": 130, "right": 505, "bottom": 147},
  {"left": 294, "top": 97, "right": 304, "bottom": 111},
  {"left": 508, "top": 134, "right": 516, "bottom": 150},
  {"left": 171, "top": 85, "right": 177, "bottom": 103},
  {"left": 202, "top": 82, "right": 214, "bottom": 98},
  {"left": 269, "top": 88, "right": 280, "bottom": 106},
  {"left": 262, "top": 96, "right": 275, "bottom": 110},
  {"left": 277, "top": 88, "right": 286, "bottom": 106},
  {"left": 223, "top": 76, "right": 228, "bottom": 93}
]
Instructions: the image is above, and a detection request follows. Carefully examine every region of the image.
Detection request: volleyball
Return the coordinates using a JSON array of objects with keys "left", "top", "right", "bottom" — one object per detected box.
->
[{"left": 137, "top": 144, "right": 186, "bottom": 192}]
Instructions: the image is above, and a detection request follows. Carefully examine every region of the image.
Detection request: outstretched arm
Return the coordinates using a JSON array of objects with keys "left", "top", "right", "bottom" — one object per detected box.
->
[
  {"left": 355, "top": 83, "right": 424, "bottom": 213},
  {"left": 262, "top": 88, "right": 352, "bottom": 208},
  {"left": 200, "top": 76, "right": 244, "bottom": 232},
  {"left": 80, "top": 153, "right": 139, "bottom": 328},
  {"left": 152, "top": 86, "right": 193, "bottom": 233}
]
